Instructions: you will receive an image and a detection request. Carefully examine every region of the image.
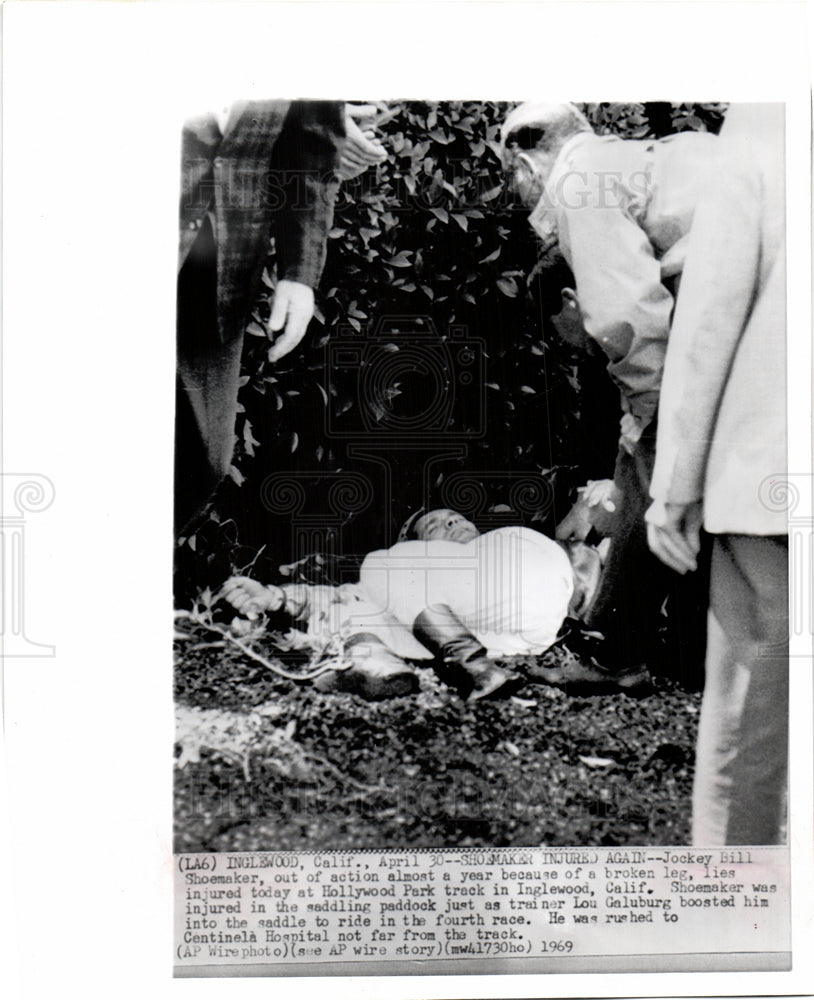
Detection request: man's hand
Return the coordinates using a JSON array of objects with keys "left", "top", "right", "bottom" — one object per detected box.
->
[
  {"left": 267, "top": 280, "right": 315, "bottom": 363},
  {"left": 619, "top": 412, "right": 645, "bottom": 455},
  {"left": 645, "top": 500, "right": 703, "bottom": 575},
  {"left": 221, "top": 576, "right": 285, "bottom": 619},
  {"left": 555, "top": 479, "right": 618, "bottom": 541},
  {"left": 336, "top": 104, "right": 387, "bottom": 181},
  {"left": 581, "top": 478, "right": 617, "bottom": 513}
]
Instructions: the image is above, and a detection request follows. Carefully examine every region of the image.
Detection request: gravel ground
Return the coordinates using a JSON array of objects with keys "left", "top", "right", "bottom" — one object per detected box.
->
[{"left": 174, "top": 620, "right": 700, "bottom": 853}]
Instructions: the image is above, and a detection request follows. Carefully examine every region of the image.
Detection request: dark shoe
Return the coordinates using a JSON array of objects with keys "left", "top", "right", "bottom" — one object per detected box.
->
[
  {"left": 413, "top": 605, "right": 521, "bottom": 702},
  {"left": 313, "top": 633, "right": 418, "bottom": 700},
  {"left": 526, "top": 658, "right": 653, "bottom": 696}
]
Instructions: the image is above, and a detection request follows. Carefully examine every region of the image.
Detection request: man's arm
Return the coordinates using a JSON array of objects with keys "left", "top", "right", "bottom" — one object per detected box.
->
[
  {"left": 267, "top": 101, "right": 345, "bottom": 360},
  {"left": 649, "top": 149, "right": 762, "bottom": 508},
  {"left": 556, "top": 173, "right": 674, "bottom": 425},
  {"left": 646, "top": 139, "right": 766, "bottom": 572},
  {"left": 272, "top": 100, "right": 344, "bottom": 288}
]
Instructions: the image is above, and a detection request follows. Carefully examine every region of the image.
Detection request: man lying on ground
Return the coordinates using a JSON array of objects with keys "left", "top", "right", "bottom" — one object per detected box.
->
[{"left": 221, "top": 508, "right": 651, "bottom": 702}]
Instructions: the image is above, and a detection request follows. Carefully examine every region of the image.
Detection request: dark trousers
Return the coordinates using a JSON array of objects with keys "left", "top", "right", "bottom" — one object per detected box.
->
[
  {"left": 583, "top": 423, "right": 710, "bottom": 683},
  {"left": 175, "top": 216, "right": 244, "bottom": 536}
]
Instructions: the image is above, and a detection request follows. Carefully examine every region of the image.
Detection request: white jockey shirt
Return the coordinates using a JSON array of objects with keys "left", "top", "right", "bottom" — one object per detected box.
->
[{"left": 356, "top": 526, "right": 574, "bottom": 658}]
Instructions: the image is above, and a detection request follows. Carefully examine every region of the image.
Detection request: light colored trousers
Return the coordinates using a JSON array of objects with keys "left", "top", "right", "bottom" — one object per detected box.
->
[{"left": 692, "top": 534, "right": 789, "bottom": 845}]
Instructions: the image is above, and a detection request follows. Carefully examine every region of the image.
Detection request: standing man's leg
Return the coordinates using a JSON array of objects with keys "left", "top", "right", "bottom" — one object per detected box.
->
[
  {"left": 175, "top": 216, "right": 244, "bottom": 536},
  {"left": 584, "top": 424, "right": 708, "bottom": 682},
  {"left": 692, "top": 534, "right": 789, "bottom": 845},
  {"left": 583, "top": 430, "right": 661, "bottom": 669}
]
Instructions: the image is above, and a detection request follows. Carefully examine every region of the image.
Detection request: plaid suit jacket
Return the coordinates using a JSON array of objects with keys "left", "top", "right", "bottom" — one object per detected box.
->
[{"left": 179, "top": 100, "right": 344, "bottom": 344}]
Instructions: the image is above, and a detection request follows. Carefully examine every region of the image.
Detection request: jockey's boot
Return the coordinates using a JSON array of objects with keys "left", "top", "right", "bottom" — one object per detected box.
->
[
  {"left": 313, "top": 633, "right": 418, "bottom": 701},
  {"left": 412, "top": 605, "right": 521, "bottom": 702}
]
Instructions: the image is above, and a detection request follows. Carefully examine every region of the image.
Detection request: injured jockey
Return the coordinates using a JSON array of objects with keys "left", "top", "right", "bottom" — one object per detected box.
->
[{"left": 222, "top": 506, "right": 648, "bottom": 701}]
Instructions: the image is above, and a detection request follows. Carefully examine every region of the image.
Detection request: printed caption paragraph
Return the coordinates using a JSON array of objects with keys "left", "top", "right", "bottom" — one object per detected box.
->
[{"left": 175, "top": 847, "right": 789, "bottom": 969}]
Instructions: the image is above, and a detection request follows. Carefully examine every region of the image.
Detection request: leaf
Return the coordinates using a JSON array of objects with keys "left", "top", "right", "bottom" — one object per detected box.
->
[
  {"left": 451, "top": 214, "right": 468, "bottom": 232},
  {"left": 381, "top": 384, "right": 403, "bottom": 404},
  {"left": 519, "top": 385, "right": 536, "bottom": 395},
  {"left": 496, "top": 276, "right": 518, "bottom": 298},
  {"left": 578, "top": 755, "right": 616, "bottom": 769},
  {"left": 510, "top": 697, "right": 538, "bottom": 709},
  {"left": 290, "top": 432, "right": 299, "bottom": 453},
  {"left": 242, "top": 420, "right": 260, "bottom": 457},
  {"left": 386, "top": 251, "right": 412, "bottom": 268},
  {"left": 479, "top": 247, "right": 501, "bottom": 264},
  {"left": 430, "top": 207, "right": 449, "bottom": 224},
  {"left": 429, "top": 128, "right": 453, "bottom": 145}
]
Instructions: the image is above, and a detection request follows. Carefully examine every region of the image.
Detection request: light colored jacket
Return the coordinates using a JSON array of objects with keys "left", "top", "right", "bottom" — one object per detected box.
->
[
  {"left": 530, "top": 129, "right": 719, "bottom": 422},
  {"left": 649, "top": 104, "right": 786, "bottom": 535}
]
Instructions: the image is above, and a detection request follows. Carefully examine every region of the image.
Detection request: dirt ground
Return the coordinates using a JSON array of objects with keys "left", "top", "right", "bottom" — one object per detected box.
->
[{"left": 174, "top": 618, "right": 700, "bottom": 853}]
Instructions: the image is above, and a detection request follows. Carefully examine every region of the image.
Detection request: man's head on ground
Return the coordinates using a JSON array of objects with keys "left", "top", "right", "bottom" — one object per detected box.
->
[
  {"left": 500, "top": 102, "right": 592, "bottom": 209},
  {"left": 404, "top": 509, "right": 481, "bottom": 544}
]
